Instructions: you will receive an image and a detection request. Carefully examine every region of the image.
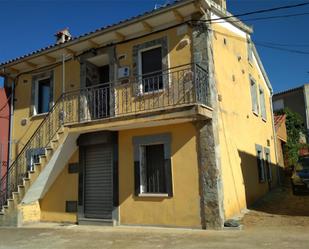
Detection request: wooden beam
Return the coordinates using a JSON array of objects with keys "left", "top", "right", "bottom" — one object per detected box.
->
[
  {"left": 172, "top": 9, "right": 184, "bottom": 22},
  {"left": 114, "top": 31, "right": 125, "bottom": 41},
  {"left": 141, "top": 21, "right": 153, "bottom": 32},
  {"left": 7, "top": 67, "right": 20, "bottom": 74},
  {"left": 25, "top": 61, "right": 38, "bottom": 68},
  {"left": 65, "top": 47, "right": 76, "bottom": 55},
  {"left": 44, "top": 54, "right": 56, "bottom": 63},
  {"left": 87, "top": 39, "right": 100, "bottom": 48}
]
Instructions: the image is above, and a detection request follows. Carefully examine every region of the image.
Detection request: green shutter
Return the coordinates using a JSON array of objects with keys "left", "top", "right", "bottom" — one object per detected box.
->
[
  {"left": 134, "top": 161, "right": 141, "bottom": 196},
  {"left": 164, "top": 159, "right": 173, "bottom": 197}
]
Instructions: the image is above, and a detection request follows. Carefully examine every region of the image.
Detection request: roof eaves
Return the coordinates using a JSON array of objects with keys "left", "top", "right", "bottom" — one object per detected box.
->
[{"left": 251, "top": 43, "right": 273, "bottom": 94}]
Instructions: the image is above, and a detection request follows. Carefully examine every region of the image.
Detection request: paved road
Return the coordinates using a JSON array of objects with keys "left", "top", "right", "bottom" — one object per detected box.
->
[{"left": 0, "top": 187, "right": 308, "bottom": 249}]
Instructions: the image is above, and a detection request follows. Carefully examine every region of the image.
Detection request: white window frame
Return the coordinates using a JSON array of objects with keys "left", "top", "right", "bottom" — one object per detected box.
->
[
  {"left": 137, "top": 45, "right": 167, "bottom": 94},
  {"left": 250, "top": 76, "right": 259, "bottom": 116},
  {"left": 33, "top": 75, "right": 51, "bottom": 116},
  {"left": 259, "top": 86, "right": 267, "bottom": 121}
]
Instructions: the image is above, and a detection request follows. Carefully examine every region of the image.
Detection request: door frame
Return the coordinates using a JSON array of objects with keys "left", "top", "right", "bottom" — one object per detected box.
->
[{"left": 77, "top": 131, "right": 118, "bottom": 223}]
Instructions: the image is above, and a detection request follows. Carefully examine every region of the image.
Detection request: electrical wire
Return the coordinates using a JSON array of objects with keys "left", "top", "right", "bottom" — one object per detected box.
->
[
  {"left": 203, "top": 1, "right": 309, "bottom": 22},
  {"left": 210, "top": 11, "right": 309, "bottom": 24}
]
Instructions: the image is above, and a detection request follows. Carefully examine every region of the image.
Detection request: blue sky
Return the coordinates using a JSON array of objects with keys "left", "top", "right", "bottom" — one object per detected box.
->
[{"left": 0, "top": 0, "right": 309, "bottom": 93}]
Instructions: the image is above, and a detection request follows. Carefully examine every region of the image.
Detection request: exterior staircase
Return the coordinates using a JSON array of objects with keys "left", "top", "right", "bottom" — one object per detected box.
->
[{"left": 0, "top": 91, "right": 67, "bottom": 226}]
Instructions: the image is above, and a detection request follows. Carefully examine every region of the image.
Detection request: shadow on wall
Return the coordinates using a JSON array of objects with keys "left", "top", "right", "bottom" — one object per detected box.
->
[{"left": 238, "top": 150, "right": 280, "bottom": 209}]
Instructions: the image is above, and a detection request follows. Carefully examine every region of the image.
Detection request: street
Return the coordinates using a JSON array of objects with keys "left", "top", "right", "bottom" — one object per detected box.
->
[{"left": 0, "top": 186, "right": 308, "bottom": 249}]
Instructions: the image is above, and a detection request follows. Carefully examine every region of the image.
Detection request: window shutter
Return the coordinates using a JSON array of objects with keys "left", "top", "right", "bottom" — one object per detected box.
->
[
  {"left": 164, "top": 158, "right": 173, "bottom": 197},
  {"left": 30, "top": 77, "right": 36, "bottom": 116},
  {"left": 134, "top": 161, "right": 141, "bottom": 196}
]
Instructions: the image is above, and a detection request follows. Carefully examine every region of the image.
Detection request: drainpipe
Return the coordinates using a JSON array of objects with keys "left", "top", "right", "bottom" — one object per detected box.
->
[
  {"left": 61, "top": 53, "right": 66, "bottom": 124},
  {"left": 62, "top": 53, "right": 65, "bottom": 94},
  {"left": 270, "top": 93, "right": 280, "bottom": 186}
]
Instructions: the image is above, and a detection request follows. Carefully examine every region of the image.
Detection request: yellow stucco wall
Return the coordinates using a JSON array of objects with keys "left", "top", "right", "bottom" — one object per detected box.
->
[
  {"left": 211, "top": 24, "right": 277, "bottom": 218},
  {"left": 12, "top": 60, "right": 80, "bottom": 160},
  {"left": 40, "top": 149, "right": 79, "bottom": 223},
  {"left": 118, "top": 122, "right": 201, "bottom": 228}
]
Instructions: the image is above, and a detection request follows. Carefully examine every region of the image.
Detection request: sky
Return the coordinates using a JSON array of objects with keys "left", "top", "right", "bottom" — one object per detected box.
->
[{"left": 0, "top": 0, "right": 309, "bottom": 93}]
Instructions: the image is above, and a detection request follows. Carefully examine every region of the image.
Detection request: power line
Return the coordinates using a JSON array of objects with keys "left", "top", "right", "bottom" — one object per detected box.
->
[
  {"left": 205, "top": 1, "right": 309, "bottom": 22},
  {"left": 211, "top": 12, "right": 309, "bottom": 24},
  {"left": 255, "top": 41, "right": 309, "bottom": 48},
  {"left": 254, "top": 42, "right": 309, "bottom": 54},
  {"left": 211, "top": 29, "right": 309, "bottom": 55}
]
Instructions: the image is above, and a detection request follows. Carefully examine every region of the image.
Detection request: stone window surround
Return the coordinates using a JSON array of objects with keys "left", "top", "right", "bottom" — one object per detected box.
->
[
  {"left": 133, "top": 133, "right": 172, "bottom": 197},
  {"left": 132, "top": 37, "right": 169, "bottom": 94}
]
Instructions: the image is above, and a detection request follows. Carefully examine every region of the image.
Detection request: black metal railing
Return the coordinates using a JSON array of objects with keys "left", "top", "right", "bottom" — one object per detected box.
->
[
  {"left": 63, "top": 63, "right": 210, "bottom": 123},
  {"left": 0, "top": 63, "right": 209, "bottom": 208}
]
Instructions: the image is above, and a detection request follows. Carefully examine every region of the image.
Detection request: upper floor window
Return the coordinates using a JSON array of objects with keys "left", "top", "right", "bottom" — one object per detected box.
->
[
  {"left": 139, "top": 46, "right": 163, "bottom": 93},
  {"left": 250, "top": 77, "right": 259, "bottom": 115},
  {"left": 259, "top": 87, "right": 267, "bottom": 120},
  {"left": 35, "top": 77, "right": 51, "bottom": 114},
  {"left": 31, "top": 71, "right": 53, "bottom": 116},
  {"left": 247, "top": 36, "right": 253, "bottom": 64},
  {"left": 273, "top": 99, "right": 284, "bottom": 111}
]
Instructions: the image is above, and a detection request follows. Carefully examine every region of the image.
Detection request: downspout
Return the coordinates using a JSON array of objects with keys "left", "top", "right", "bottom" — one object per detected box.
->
[
  {"left": 62, "top": 53, "right": 65, "bottom": 94},
  {"left": 270, "top": 93, "right": 280, "bottom": 185}
]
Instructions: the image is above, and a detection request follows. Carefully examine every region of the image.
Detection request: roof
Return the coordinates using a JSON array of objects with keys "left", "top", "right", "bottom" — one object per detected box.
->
[
  {"left": 274, "top": 114, "right": 286, "bottom": 131},
  {"left": 251, "top": 44, "right": 273, "bottom": 94},
  {"left": 273, "top": 85, "right": 304, "bottom": 97}
]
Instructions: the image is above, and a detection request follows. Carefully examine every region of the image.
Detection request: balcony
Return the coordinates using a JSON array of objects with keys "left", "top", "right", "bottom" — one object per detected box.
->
[{"left": 62, "top": 63, "right": 212, "bottom": 128}]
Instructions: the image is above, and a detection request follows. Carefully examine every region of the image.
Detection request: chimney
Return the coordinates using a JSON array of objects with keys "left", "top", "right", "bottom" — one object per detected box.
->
[{"left": 55, "top": 28, "right": 72, "bottom": 44}]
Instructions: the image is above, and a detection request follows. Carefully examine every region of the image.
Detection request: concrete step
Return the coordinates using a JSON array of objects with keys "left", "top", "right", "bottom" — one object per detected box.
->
[
  {"left": 12, "top": 192, "right": 20, "bottom": 205},
  {"left": 18, "top": 185, "right": 25, "bottom": 199},
  {"left": 78, "top": 218, "right": 114, "bottom": 226},
  {"left": 23, "top": 178, "right": 31, "bottom": 192}
]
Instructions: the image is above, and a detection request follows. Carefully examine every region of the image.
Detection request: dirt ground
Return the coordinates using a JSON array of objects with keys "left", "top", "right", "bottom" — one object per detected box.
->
[{"left": 0, "top": 186, "right": 308, "bottom": 249}]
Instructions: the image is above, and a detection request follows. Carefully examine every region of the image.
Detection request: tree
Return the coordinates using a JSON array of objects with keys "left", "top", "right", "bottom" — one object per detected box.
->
[{"left": 277, "top": 108, "right": 306, "bottom": 166}]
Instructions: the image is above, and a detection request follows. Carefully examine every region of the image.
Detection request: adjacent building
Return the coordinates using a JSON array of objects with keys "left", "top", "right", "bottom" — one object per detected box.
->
[
  {"left": 273, "top": 84, "right": 309, "bottom": 140},
  {"left": 0, "top": 0, "right": 278, "bottom": 229},
  {"left": 0, "top": 87, "right": 10, "bottom": 178}
]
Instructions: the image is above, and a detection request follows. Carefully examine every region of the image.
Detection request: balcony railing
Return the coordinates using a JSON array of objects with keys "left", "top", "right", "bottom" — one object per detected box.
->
[
  {"left": 63, "top": 63, "right": 210, "bottom": 124},
  {"left": 0, "top": 63, "right": 209, "bottom": 208}
]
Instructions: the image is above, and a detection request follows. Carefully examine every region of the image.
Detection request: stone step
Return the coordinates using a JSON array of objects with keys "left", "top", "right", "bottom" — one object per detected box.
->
[{"left": 78, "top": 218, "right": 114, "bottom": 226}]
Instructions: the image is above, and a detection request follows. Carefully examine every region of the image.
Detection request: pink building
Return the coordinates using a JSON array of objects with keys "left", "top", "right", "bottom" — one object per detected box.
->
[{"left": 0, "top": 87, "right": 10, "bottom": 179}]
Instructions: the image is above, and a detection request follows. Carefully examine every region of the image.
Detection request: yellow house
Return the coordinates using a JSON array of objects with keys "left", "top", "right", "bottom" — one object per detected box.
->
[{"left": 0, "top": 0, "right": 278, "bottom": 229}]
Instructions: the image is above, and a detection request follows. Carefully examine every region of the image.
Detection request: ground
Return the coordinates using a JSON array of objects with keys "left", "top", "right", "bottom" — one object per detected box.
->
[{"left": 0, "top": 186, "right": 308, "bottom": 249}]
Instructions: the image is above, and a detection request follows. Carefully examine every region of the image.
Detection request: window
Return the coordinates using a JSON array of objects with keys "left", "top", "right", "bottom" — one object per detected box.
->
[
  {"left": 31, "top": 71, "right": 53, "bottom": 116},
  {"left": 265, "top": 148, "right": 272, "bottom": 182},
  {"left": 247, "top": 36, "right": 253, "bottom": 64},
  {"left": 140, "top": 144, "right": 166, "bottom": 193},
  {"left": 250, "top": 77, "right": 259, "bottom": 114},
  {"left": 133, "top": 133, "right": 173, "bottom": 197},
  {"left": 259, "top": 87, "right": 267, "bottom": 120},
  {"left": 36, "top": 77, "right": 51, "bottom": 114},
  {"left": 139, "top": 46, "right": 163, "bottom": 93},
  {"left": 273, "top": 99, "right": 284, "bottom": 111},
  {"left": 256, "top": 145, "right": 265, "bottom": 182}
]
